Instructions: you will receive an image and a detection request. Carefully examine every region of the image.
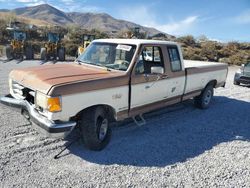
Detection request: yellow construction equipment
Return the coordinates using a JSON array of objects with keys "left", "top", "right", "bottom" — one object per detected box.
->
[
  {"left": 76, "top": 34, "right": 95, "bottom": 58},
  {"left": 40, "top": 32, "right": 65, "bottom": 61},
  {"left": 5, "top": 30, "right": 34, "bottom": 61}
]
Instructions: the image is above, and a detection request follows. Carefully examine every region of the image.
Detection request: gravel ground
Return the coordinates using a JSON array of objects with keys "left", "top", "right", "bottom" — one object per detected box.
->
[{"left": 0, "top": 60, "right": 250, "bottom": 187}]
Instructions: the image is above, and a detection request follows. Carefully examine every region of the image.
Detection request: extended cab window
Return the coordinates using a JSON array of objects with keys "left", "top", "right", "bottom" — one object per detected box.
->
[
  {"left": 168, "top": 46, "right": 182, "bottom": 72},
  {"left": 135, "top": 46, "right": 164, "bottom": 74}
]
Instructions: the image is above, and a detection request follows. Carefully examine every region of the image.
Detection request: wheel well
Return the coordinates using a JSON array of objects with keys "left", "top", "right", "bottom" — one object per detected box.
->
[
  {"left": 207, "top": 80, "right": 217, "bottom": 88},
  {"left": 74, "top": 105, "right": 116, "bottom": 122}
]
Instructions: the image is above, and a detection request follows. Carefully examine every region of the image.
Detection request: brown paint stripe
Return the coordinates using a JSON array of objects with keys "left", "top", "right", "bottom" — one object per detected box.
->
[
  {"left": 117, "top": 89, "right": 203, "bottom": 120},
  {"left": 186, "top": 64, "right": 227, "bottom": 75},
  {"left": 49, "top": 75, "right": 129, "bottom": 96}
]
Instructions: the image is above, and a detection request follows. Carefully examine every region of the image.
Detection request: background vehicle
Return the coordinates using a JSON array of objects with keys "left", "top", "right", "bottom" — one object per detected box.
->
[
  {"left": 5, "top": 30, "right": 34, "bottom": 61},
  {"left": 0, "top": 39, "right": 228, "bottom": 151},
  {"left": 40, "top": 32, "right": 65, "bottom": 61},
  {"left": 234, "top": 62, "right": 250, "bottom": 85},
  {"left": 76, "top": 34, "right": 95, "bottom": 58}
]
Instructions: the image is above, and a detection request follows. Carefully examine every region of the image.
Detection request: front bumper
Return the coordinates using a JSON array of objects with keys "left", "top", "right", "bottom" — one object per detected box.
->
[
  {"left": 234, "top": 73, "right": 250, "bottom": 84},
  {"left": 0, "top": 95, "right": 76, "bottom": 137}
]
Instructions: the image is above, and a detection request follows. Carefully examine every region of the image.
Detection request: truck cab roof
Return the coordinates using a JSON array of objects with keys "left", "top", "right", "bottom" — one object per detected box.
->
[{"left": 93, "top": 39, "right": 179, "bottom": 46}]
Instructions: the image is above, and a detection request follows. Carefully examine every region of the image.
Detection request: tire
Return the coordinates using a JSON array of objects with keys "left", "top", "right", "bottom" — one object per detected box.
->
[
  {"left": 40, "top": 48, "right": 47, "bottom": 61},
  {"left": 5, "top": 45, "right": 13, "bottom": 60},
  {"left": 79, "top": 106, "right": 111, "bottom": 151},
  {"left": 25, "top": 45, "right": 34, "bottom": 60},
  {"left": 194, "top": 84, "right": 214, "bottom": 109},
  {"left": 58, "top": 47, "right": 65, "bottom": 61},
  {"left": 234, "top": 81, "right": 240, "bottom": 85}
]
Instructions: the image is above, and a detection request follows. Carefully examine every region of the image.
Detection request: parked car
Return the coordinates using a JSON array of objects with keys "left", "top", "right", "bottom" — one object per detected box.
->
[
  {"left": 0, "top": 39, "right": 228, "bottom": 151},
  {"left": 234, "top": 62, "right": 250, "bottom": 85}
]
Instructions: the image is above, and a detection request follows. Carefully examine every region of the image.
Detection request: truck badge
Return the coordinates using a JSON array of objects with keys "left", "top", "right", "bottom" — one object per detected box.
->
[{"left": 112, "top": 94, "right": 122, "bottom": 99}]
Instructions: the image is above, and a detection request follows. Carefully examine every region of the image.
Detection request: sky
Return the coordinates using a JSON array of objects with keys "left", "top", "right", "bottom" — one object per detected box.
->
[{"left": 0, "top": 0, "right": 250, "bottom": 42}]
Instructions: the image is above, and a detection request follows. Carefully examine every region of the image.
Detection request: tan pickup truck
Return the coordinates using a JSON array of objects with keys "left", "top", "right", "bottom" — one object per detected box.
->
[{"left": 0, "top": 39, "right": 228, "bottom": 150}]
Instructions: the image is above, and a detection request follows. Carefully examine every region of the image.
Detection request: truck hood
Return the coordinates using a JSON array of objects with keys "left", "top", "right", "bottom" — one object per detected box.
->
[{"left": 10, "top": 63, "right": 124, "bottom": 94}]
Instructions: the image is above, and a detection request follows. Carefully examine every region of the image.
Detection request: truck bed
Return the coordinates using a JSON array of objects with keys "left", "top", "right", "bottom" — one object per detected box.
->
[{"left": 183, "top": 60, "right": 228, "bottom": 94}]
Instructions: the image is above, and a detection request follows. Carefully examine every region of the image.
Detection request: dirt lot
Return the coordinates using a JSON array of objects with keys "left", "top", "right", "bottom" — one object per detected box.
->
[{"left": 0, "top": 60, "right": 250, "bottom": 187}]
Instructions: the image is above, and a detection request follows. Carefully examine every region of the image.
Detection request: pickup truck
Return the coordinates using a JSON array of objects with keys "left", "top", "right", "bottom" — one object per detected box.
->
[
  {"left": 0, "top": 39, "right": 228, "bottom": 151},
  {"left": 234, "top": 62, "right": 250, "bottom": 85}
]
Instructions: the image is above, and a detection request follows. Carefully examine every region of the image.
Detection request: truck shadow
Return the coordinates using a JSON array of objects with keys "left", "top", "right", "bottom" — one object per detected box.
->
[{"left": 67, "top": 96, "right": 250, "bottom": 167}]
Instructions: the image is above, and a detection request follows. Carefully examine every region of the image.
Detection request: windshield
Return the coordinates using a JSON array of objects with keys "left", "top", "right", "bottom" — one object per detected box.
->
[
  {"left": 77, "top": 42, "right": 136, "bottom": 71},
  {"left": 14, "top": 31, "right": 26, "bottom": 41},
  {"left": 48, "top": 33, "right": 59, "bottom": 43}
]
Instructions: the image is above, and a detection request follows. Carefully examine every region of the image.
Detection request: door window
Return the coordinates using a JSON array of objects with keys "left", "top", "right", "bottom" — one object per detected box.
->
[{"left": 135, "top": 46, "right": 164, "bottom": 74}]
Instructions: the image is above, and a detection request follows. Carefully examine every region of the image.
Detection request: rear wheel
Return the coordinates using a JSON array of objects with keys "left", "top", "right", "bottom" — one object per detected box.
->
[
  {"left": 194, "top": 84, "right": 214, "bottom": 109},
  {"left": 58, "top": 47, "right": 65, "bottom": 61},
  {"left": 79, "top": 106, "right": 111, "bottom": 151},
  {"left": 5, "top": 45, "right": 13, "bottom": 60},
  {"left": 40, "top": 48, "right": 47, "bottom": 61}
]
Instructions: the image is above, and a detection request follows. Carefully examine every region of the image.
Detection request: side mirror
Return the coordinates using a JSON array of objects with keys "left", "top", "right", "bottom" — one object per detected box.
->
[{"left": 151, "top": 66, "right": 164, "bottom": 74}]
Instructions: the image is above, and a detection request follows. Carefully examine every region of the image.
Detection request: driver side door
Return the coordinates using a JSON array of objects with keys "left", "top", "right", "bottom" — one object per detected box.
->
[{"left": 129, "top": 45, "right": 173, "bottom": 115}]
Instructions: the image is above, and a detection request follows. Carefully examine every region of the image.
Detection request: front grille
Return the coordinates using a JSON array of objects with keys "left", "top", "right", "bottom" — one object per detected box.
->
[
  {"left": 241, "top": 76, "right": 250, "bottom": 81},
  {"left": 12, "top": 81, "right": 35, "bottom": 104}
]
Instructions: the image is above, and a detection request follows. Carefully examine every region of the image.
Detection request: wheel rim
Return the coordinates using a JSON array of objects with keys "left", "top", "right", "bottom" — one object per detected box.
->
[
  {"left": 204, "top": 90, "right": 212, "bottom": 105},
  {"left": 98, "top": 118, "right": 108, "bottom": 141}
]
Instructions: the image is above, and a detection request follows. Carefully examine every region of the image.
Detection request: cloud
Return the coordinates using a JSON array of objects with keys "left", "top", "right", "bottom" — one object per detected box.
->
[
  {"left": 10, "top": 0, "right": 102, "bottom": 12},
  {"left": 57, "top": 4, "right": 103, "bottom": 13},
  {"left": 14, "top": 0, "right": 45, "bottom": 6},
  {"left": 234, "top": 10, "right": 250, "bottom": 24},
  {"left": 154, "top": 16, "right": 198, "bottom": 35},
  {"left": 61, "top": 0, "right": 75, "bottom": 5},
  {"left": 119, "top": 6, "right": 156, "bottom": 26},
  {"left": 45, "top": 0, "right": 102, "bottom": 13},
  {"left": 26, "top": 1, "right": 45, "bottom": 6},
  {"left": 119, "top": 6, "right": 198, "bottom": 35},
  {"left": 16, "top": 0, "right": 40, "bottom": 3}
]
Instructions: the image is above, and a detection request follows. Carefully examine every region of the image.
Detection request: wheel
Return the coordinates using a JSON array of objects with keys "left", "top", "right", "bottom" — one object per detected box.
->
[
  {"left": 25, "top": 45, "right": 34, "bottom": 60},
  {"left": 79, "top": 106, "right": 111, "bottom": 151},
  {"left": 5, "top": 45, "right": 13, "bottom": 60},
  {"left": 234, "top": 81, "right": 240, "bottom": 85},
  {"left": 58, "top": 47, "right": 65, "bottom": 61},
  {"left": 40, "top": 48, "right": 47, "bottom": 61},
  {"left": 194, "top": 84, "right": 214, "bottom": 109}
]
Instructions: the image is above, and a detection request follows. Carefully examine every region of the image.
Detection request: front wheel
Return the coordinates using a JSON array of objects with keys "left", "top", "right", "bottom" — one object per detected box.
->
[
  {"left": 79, "top": 106, "right": 111, "bottom": 151},
  {"left": 40, "top": 48, "right": 47, "bottom": 61},
  {"left": 194, "top": 84, "right": 214, "bottom": 109},
  {"left": 58, "top": 47, "right": 65, "bottom": 61},
  {"left": 234, "top": 81, "right": 240, "bottom": 85},
  {"left": 5, "top": 45, "right": 13, "bottom": 60},
  {"left": 25, "top": 45, "right": 34, "bottom": 60}
]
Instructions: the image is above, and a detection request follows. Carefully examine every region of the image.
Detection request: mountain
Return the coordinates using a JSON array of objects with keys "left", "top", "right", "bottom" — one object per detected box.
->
[
  {"left": 0, "top": 4, "right": 171, "bottom": 37},
  {"left": 67, "top": 12, "right": 162, "bottom": 36},
  {"left": 8, "top": 4, "right": 74, "bottom": 25}
]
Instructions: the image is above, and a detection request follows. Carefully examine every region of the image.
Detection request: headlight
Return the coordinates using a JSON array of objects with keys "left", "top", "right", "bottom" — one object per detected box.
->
[
  {"left": 35, "top": 91, "right": 62, "bottom": 112},
  {"left": 236, "top": 68, "right": 243, "bottom": 74}
]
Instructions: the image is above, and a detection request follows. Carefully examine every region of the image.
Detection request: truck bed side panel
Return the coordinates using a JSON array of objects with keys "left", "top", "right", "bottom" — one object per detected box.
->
[{"left": 185, "top": 67, "right": 227, "bottom": 94}]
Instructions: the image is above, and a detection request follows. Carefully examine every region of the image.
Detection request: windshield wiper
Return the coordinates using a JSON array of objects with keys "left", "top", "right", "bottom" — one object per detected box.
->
[
  {"left": 93, "top": 63, "right": 112, "bottom": 72},
  {"left": 75, "top": 60, "right": 112, "bottom": 71}
]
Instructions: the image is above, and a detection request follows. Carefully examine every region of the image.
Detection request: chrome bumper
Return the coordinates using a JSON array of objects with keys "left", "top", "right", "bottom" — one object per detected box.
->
[
  {"left": 234, "top": 73, "right": 250, "bottom": 84},
  {"left": 0, "top": 95, "right": 76, "bottom": 137}
]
